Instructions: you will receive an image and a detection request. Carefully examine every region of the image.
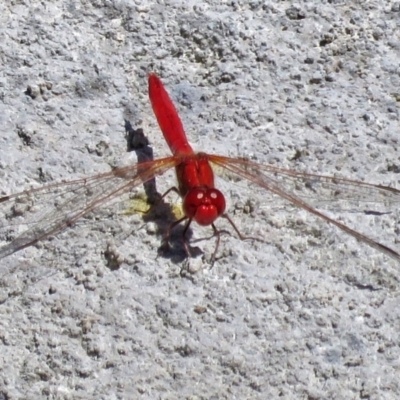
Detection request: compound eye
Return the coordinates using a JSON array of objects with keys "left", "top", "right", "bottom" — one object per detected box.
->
[
  {"left": 183, "top": 188, "right": 226, "bottom": 226},
  {"left": 207, "top": 188, "right": 226, "bottom": 215}
]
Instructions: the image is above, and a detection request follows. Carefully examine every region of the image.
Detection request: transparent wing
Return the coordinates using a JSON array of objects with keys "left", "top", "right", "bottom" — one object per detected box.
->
[
  {"left": 208, "top": 154, "right": 400, "bottom": 262},
  {"left": 0, "top": 156, "right": 179, "bottom": 259}
]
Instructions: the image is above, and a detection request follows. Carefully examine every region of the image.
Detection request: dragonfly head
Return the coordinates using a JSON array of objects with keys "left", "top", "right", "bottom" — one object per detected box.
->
[{"left": 183, "top": 187, "right": 226, "bottom": 226}]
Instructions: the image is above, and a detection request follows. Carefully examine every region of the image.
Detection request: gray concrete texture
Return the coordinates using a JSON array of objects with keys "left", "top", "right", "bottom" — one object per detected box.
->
[{"left": 0, "top": 0, "right": 400, "bottom": 399}]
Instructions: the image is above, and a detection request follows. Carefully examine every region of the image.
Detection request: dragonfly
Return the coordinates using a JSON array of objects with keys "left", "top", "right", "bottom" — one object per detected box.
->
[{"left": 0, "top": 73, "right": 399, "bottom": 265}]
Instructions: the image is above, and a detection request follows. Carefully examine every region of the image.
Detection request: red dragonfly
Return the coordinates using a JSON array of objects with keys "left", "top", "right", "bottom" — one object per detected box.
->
[{"left": 0, "top": 73, "right": 399, "bottom": 264}]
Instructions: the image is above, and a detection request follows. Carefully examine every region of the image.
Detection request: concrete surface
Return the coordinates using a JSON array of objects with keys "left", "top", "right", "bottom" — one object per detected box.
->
[{"left": 0, "top": 1, "right": 400, "bottom": 399}]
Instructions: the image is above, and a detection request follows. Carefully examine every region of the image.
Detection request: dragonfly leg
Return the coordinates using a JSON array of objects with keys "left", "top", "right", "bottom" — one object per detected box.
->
[
  {"left": 180, "top": 218, "right": 225, "bottom": 265},
  {"left": 222, "top": 213, "right": 261, "bottom": 242},
  {"left": 163, "top": 211, "right": 263, "bottom": 265},
  {"left": 209, "top": 218, "right": 253, "bottom": 266},
  {"left": 161, "top": 216, "right": 192, "bottom": 258},
  {"left": 210, "top": 223, "right": 222, "bottom": 266},
  {"left": 139, "top": 186, "right": 180, "bottom": 216},
  {"left": 180, "top": 217, "right": 194, "bottom": 258},
  {"left": 206, "top": 213, "right": 265, "bottom": 265}
]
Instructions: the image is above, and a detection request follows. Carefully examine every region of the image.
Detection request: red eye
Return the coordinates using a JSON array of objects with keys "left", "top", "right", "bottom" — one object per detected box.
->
[{"left": 183, "top": 187, "right": 226, "bottom": 226}]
